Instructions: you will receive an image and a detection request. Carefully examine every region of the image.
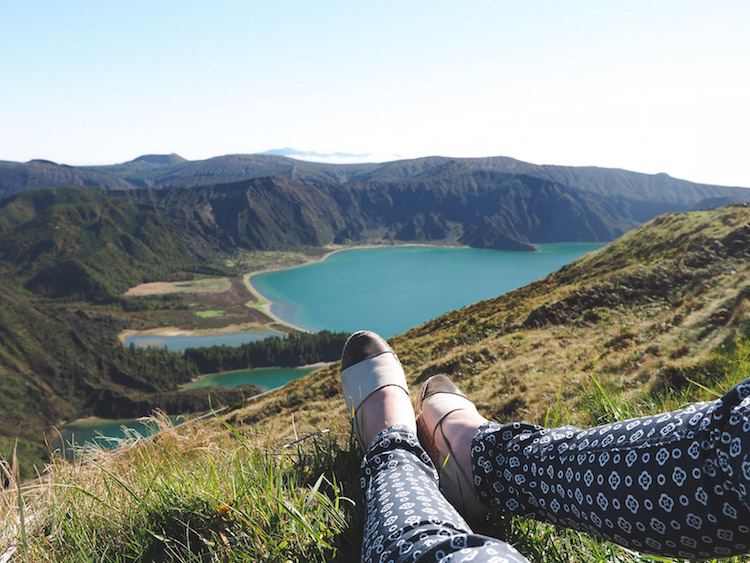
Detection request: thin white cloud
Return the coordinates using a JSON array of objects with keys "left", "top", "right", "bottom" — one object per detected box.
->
[{"left": 261, "top": 149, "right": 403, "bottom": 165}]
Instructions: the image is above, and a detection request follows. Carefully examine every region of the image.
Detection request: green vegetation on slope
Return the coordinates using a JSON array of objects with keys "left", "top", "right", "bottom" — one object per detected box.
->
[
  {"left": 3, "top": 207, "right": 750, "bottom": 562},
  {"left": 184, "top": 330, "right": 349, "bottom": 373},
  {"left": 0, "top": 188, "right": 263, "bottom": 476},
  {"left": 0, "top": 190, "right": 204, "bottom": 302}
]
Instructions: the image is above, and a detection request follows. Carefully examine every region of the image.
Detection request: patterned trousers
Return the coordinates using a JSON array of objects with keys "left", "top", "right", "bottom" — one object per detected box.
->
[
  {"left": 360, "top": 377, "right": 750, "bottom": 562},
  {"left": 361, "top": 425, "right": 527, "bottom": 563}
]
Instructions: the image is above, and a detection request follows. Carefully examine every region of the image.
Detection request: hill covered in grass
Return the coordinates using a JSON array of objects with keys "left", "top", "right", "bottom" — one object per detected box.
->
[
  {"left": 231, "top": 205, "right": 750, "bottom": 438},
  {"left": 3, "top": 206, "right": 749, "bottom": 562},
  {"left": 0, "top": 188, "right": 264, "bottom": 476}
]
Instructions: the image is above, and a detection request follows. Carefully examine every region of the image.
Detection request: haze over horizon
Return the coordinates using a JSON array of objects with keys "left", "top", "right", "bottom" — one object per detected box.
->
[{"left": 3, "top": 1, "right": 749, "bottom": 187}]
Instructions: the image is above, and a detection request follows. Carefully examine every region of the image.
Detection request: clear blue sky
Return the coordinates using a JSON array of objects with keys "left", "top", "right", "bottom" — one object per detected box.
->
[{"left": 2, "top": 1, "right": 749, "bottom": 186}]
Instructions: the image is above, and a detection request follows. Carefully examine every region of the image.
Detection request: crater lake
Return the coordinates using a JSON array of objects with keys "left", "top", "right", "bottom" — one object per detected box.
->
[{"left": 250, "top": 243, "right": 605, "bottom": 338}]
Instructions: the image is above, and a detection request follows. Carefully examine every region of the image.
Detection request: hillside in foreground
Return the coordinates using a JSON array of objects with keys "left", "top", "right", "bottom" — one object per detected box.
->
[
  {"left": 2, "top": 206, "right": 749, "bottom": 562},
  {"left": 231, "top": 205, "right": 750, "bottom": 443}
]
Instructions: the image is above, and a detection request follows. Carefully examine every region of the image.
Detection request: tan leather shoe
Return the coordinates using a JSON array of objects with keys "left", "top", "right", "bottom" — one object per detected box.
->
[
  {"left": 340, "top": 331, "right": 411, "bottom": 452},
  {"left": 416, "top": 374, "right": 489, "bottom": 520}
]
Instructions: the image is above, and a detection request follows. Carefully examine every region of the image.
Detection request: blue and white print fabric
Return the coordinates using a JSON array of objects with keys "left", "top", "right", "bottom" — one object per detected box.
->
[
  {"left": 471, "top": 377, "right": 750, "bottom": 559},
  {"left": 361, "top": 425, "right": 528, "bottom": 563}
]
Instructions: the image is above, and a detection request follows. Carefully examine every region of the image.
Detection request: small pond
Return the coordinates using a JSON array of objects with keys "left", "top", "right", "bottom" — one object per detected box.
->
[
  {"left": 53, "top": 416, "right": 182, "bottom": 456},
  {"left": 182, "top": 366, "right": 317, "bottom": 392}
]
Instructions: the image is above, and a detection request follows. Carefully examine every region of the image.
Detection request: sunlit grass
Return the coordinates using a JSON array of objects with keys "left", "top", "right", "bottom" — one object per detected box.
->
[
  {"left": 195, "top": 310, "right": 224, "bottom": 319},
  {"left": 1, "top": 414, "right": 357, "bottom": 562},
  {"left": 4, "top": 209, "right": 750, "bottom": 561},
  {"left": 3, "top": 339, "right": 748, "bottom": 562}
]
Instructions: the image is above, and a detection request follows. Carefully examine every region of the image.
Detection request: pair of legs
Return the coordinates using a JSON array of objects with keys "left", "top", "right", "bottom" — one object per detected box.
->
[{"left": 342, "top": 331, "right": 750, "bottom": 562}]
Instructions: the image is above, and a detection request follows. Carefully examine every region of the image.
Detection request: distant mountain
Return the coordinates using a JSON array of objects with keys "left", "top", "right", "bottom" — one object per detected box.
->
[
  {"left": 124, "top": 174, "right": 604, "bottom": 251},
  {"left": 88, "top": 154, "right": 379, "bottom": 188},
  {"left": 128, "top": 171, "right": 750, "bottom": 251},
  {"left": 126, "top": 153, "right": 187, "bottom": 165},
  {"left": 0, "top": 159, "right": 134, "bottom": 198},
  {"left": 1, "top": 153, "right": 749, "bottom": 249}
]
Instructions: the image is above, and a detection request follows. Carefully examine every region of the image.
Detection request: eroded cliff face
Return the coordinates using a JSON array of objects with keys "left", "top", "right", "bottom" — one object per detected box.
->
[{"left": 5, "top": 154, "right": 750, "bottom": 251}]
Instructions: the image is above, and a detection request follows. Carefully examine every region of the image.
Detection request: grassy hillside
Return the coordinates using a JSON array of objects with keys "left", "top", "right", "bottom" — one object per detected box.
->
[
  {"left": 2, "top": 206, "right": 749, "bottom": 562},
  {"left": 0, "top": 188, "right": 213, "bottom": 302},
  {"left": 0, "top": 188, "right": 268, "bottom": 476}
]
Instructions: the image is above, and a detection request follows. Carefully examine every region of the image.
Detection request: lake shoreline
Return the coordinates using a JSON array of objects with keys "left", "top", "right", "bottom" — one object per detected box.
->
[
  {"left": 242, "top": 241, "right": 474, "bottom": 333},
  {"left": 118, "top": 322, "right": 282, "bottom": 344},
  {"left": 245, "top": 242, "right": 607, "bottom": 337},
  {"left": 120, "top": 242, "right": 603, "bottom": 346},
  {"left": 118, "top": 243, "right": 419, "bottom": 343}
]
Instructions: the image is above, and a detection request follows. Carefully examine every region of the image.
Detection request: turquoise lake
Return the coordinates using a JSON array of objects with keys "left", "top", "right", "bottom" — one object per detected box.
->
[
  {"left": 53, "top": 416, "right": 181, "bottom": 455},
  {"left": 251, "top": 243, "right": 605, "bottom": 337}
]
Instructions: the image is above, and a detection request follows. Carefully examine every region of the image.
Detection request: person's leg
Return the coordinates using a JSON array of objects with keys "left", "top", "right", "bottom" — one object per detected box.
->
[
  {"left": 429, "top": 375, "right": 750, "bottom": 559},
  {"left": 360, "top": 424, "right": 527, "bottom": 563},
  {"left": 341, "top": 331, "right": 527, "bottom": 563}
]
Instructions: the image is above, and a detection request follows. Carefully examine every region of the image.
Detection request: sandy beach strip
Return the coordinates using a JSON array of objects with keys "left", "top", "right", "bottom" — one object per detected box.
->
[
  {"left": 123, "top": 278, "right": 232, "bottom": 297},
  {"left": 117, "top": 322, "right": 283, "bottom": 344}
]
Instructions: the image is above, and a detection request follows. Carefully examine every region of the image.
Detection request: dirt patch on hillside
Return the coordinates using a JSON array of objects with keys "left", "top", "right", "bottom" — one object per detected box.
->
[{"left": 124, "top": 278, "right": 231, "bottom": 297}]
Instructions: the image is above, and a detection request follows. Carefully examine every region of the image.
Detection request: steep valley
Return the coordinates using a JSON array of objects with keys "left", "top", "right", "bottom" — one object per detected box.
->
[
  {"left": 1, "top": 204, "right": 749, "bottom": 562},
  {"left": 0, "top": 158, "right": 749, "bottom": 481}
]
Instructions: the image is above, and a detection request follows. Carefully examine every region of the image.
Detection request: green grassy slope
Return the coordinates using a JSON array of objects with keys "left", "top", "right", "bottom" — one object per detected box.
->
[
  {"left": 3, "top": 206, "right": 749, "bottom": 562},
  {"left": 0, "top": 190, "right": 205, "bottom": 301},
  {"left": 230, "top": 205, "right": 750, "bottom": 470},
  {"left": 0, "top": 188, "right": 263, "bottom": 476}
]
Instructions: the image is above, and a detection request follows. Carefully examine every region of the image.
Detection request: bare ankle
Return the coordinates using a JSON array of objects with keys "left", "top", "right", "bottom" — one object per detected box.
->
[
  {"left": 358, "top": 385, "right": 416, "bottom": 446},
  {"left": 437, "top": 410, "right": 486, "bottom": 478}
]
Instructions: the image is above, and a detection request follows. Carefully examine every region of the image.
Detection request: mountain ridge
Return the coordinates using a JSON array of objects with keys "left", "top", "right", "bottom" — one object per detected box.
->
[
  {"left": 2, "top": 151, "right": 747, "bottom": 193},
  {"left": 2, "top": 153, "right": 747, "bottom": 252}
]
